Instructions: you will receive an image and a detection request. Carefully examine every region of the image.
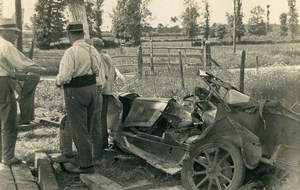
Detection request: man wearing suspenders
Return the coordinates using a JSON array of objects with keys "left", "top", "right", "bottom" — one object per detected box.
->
[{"left": 55, "top": 21, "right": 100, "bottom": 173}]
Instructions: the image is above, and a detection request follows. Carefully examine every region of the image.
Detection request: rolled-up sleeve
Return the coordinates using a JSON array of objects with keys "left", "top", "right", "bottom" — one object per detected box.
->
[
  {"left": 4, "top": 43, "right": 43, "bottom": 73},
  {"left": 56, "top": 49, "right": 75, "bottom": 86}
]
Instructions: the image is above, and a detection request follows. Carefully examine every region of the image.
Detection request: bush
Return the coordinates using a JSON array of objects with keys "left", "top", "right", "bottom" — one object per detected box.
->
[
  {"left": 47, "top": 39, "right": 118, "bottom": 49},
  {"left": 103, "top": 39, "right": 119, "bottom": 48},
  {"left": 50, "top": 42, "right": 71, "bottom": 49}
]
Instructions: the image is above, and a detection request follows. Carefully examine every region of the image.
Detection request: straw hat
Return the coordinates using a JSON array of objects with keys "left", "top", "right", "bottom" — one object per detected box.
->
[
  {"left": 0, "top": 18, "right": 21, "bottom": 32},
  {"left": 66, "top": 21, "right": 84, "bottom": 32}
]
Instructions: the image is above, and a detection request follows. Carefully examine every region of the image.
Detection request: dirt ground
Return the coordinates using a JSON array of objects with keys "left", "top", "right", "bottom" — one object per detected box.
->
[
  {"left": 28, "top": 109, "right": 298, "bottom": 190},
  {"left": 49, "top": 148, "right": 300, "bottom": 190},
  {"left": 51, "top": 148, "right": 182, "bottom": 190},
  {"left": 45, "top": 147, "right": 293, "bottom": 190}
]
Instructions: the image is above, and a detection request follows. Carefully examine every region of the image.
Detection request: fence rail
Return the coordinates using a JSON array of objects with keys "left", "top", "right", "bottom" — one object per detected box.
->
[{"left": 25, "top": 40, "right": 254, "bottom": 91}]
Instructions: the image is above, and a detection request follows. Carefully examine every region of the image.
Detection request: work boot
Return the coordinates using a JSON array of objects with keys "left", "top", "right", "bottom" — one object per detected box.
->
[
  {"left": 51, "top": 154, "right": 77, "bottom": 165},
  {"left": 66, "top": 165, "right": 95, "bottom": 174},
  {"left": 3, "top": 157, "right": 22, "bottom": 166}
]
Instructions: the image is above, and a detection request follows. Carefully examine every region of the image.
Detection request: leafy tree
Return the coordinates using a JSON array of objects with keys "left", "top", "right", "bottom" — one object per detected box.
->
[
  {"left": 170, "top": 25, "right": 181, "bottom": 34},
  {"left": 65, "top": 0, "right": 89, "bottom": 38},
  {"left": 235, "top": 0, "right": 245, "bottom": 41},
  {"left": 226, "top": 13, "right": 234, "bottom": 35},
  {"left": 93, "top": 0, "right": 104, "bottom": 37},
  {"left": 85, "top": 0, "right": 104, "bottom": 38},
  {"left": 217, "top": 24, "right": 226, "bottom": 41},
  {"left": 202, "top": 1, "right": 210, "bottom": 39},
  {"left": 209, "top": 23, "right": 218, "bottom": 37},
  {"left": 35, "top": 0, "right": 66, "bottom": 49},
  {"left": 248, "top": 6, "right": 267, "bottom": 36},
  {"left": 0, "top": 0, "right": 3, "bottom": 17},
  {"left": 210, "top": 23, "right": 226, "bottom": 40},
  {"left": 280, "top": 13, "right": 289, "bottom": 36},
  {"left": 181, "top": 0, "right": 200, "bottom": 40},
  {"left": 85, "top": 1, "right": 94, "bottom": 37},
  {"left": 111, "top": 0, "right": 151, "bottom": 46},
  {"left": 266, "top": 5, "right": 271, "bottom": 32},
  {"left": 226, "top": 0, "right": 245, "bottom": 42},
  {"left": 155, "top": 23, "right": 165, "bottom": 33},
  {"left": 288, "top": 0, "right": 299, "bottom": 39}
]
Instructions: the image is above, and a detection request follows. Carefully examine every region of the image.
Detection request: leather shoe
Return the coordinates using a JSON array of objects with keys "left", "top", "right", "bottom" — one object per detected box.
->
[
  {"left": 3, "top": 157, "right": 22, "bottom": 166},
  {"left": 51, "top": 154, "right": 77, "bottom": 165},
  {"left": 67, "top": 166, "right": 95, "bottom": 174}
]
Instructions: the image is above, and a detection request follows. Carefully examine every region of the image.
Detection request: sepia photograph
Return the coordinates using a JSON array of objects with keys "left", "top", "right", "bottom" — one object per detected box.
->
[{"left": 0, "top": 0, "right": 300, "bottom": 189}]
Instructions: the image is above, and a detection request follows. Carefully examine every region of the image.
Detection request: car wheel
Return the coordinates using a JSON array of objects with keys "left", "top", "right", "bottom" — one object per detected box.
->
[{"left": 181, "top": 138, "right": 245, "bottom": 190}]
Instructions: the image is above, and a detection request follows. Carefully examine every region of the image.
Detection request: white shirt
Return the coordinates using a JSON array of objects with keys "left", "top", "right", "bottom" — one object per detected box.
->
[
  {"left": 56, "top": 39, "right": 105, "bottom": 86},
  {"left": 0, "top": 36, "right": 42, "bottom": 76}
]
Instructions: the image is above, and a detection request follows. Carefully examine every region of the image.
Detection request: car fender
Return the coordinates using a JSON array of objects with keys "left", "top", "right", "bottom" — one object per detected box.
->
[
  {"left": 187, "top": 116, "right": 262, "bottom": 169},
  {"left": 226, "top": 117, "right": 262, "bottom": 169}
]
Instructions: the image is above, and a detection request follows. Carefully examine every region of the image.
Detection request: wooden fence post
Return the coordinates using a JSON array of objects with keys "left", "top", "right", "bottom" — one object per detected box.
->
[
  {"left": 184, "top": 49, "right": 187, "bottom": 65},
  {"left": 240, "top": 50, "right": 246, "bottom": 93},
  {"left": 137, "top": 45, "right": 143, "bottom": 80},
  {"left": 204, "top": 41, "right": 212, "bottom": 70},
  {"left": 167, "top": 48, "right": 171, "bottom": 71},
  {"left": 150, "top": 40, "right": 154, "bottom": 74},
  {"left": 178, "top": 50, "right": 185, "bottom": 90},
  {"left": 29, "top": 14, "right": 37, "bottom": 59},
  {"left": 120, "top": 44, "right": 124, "bottom": 54},
  {"left": 256, "top": 55, "right": 259, "bottom": 73},
  {"left": 199, "top": 47, "right": 204, "bottom": 66}
]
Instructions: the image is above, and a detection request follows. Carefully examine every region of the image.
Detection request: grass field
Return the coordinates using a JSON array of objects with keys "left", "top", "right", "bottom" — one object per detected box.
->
[
  {"left": 32, "top": 41, "right": 300, "bottom": 77},
  {"left": 17, "top": 42, "right": 300, "bottom": 189}
]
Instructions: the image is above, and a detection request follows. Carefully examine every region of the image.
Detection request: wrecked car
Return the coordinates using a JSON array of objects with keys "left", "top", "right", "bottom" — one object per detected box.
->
[{"left": 107, "top": 70, "right": 300, "bottom": 190}]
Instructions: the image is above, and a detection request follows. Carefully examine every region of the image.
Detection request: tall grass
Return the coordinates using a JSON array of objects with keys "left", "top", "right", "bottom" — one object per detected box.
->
[
  {"left": 113, "top": 65, "right": 300, "bottom": 107},
  {"left": 244, "top": 67, "right": 300, "bottom": 107}
]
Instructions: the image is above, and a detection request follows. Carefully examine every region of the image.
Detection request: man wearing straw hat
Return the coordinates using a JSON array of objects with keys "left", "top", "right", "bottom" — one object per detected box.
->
[
  {"left": 0, "top": 18, "right": 45, "bottom": 165},
  {"left": 55, "top": 21, "right": 100, "bottom": 174}
]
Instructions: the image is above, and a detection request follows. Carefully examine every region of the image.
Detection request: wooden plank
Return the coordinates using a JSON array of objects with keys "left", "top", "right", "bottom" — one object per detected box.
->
[
  {"left": 111, "top": 55, "right": 137, "bottom": 58},
  {"left": 35, "top": 151, "right": 48, "bottom": 168},
  {"left": 37, "top": 118, "right": 60, "bottom": 127},
  {"left": 142, "top": 53, "right": 201, "bottom": 58},
  {"left": 142, "top": 46, "right": 202, "bottom": 50},
  {"left": 11, "top": 163, "right": 39, "bottom": 190},
  {"left": 151, "top": 185, "right": 185, "bottom": 190},
  {"left": 0, "top": 164, "right": 16, "bottom": 190},
  {"left": 37, "top": 159, "right": 59, "bottom": 190},
  {"left": 123, "top": 180, "right": 153, "bottom": 190},
  {"left": 80, "top": 173, "right": 123, "bottom": 190}
]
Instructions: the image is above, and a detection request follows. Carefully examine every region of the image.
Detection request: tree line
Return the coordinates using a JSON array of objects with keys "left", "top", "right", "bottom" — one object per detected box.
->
[{"left": 0, "top": 0, "right": 298, "bottom": 49}]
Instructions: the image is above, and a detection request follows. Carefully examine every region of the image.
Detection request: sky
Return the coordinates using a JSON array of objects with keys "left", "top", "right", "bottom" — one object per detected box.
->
[{"left": 2, "top": 0, "right": 300, "bottom": 30}]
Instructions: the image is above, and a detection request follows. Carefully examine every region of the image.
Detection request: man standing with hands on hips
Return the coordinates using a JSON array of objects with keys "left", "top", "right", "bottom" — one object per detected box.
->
[
  {"left": 55, "top": 21, "right": 100, "bottom": 174},
  {"left": 0, "top": 18, "right": 46, "bottom": 165}
]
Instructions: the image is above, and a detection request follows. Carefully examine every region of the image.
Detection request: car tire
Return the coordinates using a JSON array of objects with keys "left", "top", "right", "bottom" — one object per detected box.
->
[{"left": 181, "top": 138, "right": 245, "bottom": 190}]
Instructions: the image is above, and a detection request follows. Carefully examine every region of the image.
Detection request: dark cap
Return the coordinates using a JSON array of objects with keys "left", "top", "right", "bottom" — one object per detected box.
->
[
  {"left": 0, "top": 18, "right": 21, "bottom": 32},
  {"left": 92, "top": 37, "right": 105, "bottom": 47},
  {"left": 66, "top": 21, "right": 84, "bottom": 32}
]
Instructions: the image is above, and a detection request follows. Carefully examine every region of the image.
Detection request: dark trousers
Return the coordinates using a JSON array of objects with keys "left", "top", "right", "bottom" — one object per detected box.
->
[
  {"left": 91, "top": 90, "right": 103, "bottom": 159},
  {"left": 64, "top": 84, "right": 97, "bottom": 168},
  {"left": 59, "top": 90, "right": 103, "bottom": 160},
  {"left": 101, "top": 94, "right": 110, "bottom": 148},
  {"left": 19, "top": 74, "right": 40, "bottom": 124},
  {"left": 59, "top": 115, "right": 73, "bottom": 157},
  {"left": 0, "top": 77, "right": 18, "bottom": 162}
]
